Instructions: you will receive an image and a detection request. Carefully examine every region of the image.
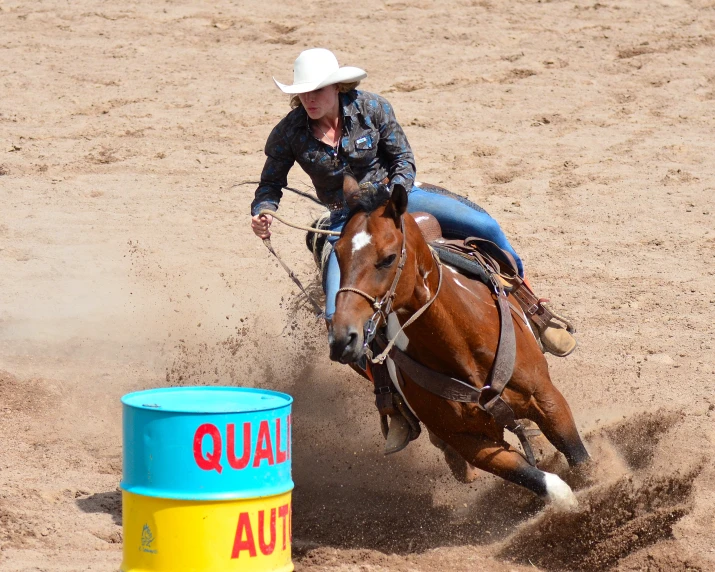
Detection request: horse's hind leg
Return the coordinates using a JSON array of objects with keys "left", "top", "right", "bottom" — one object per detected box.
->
[
  {"left": 445, "top": 432, "right": 577, "bottom": 509},
  {"left": 528, "top": 383, "right": 590, "bottom": 467}
]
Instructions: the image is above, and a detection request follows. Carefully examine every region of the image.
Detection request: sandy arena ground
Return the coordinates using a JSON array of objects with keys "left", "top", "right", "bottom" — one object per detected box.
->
[{"left": 1, "top": 0, "right": 714, "bottom": 570}]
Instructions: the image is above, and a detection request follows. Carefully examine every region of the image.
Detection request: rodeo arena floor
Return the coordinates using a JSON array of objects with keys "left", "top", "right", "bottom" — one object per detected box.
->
[{"left": 2, "top": 0, "right": 715, "bottom": 570}]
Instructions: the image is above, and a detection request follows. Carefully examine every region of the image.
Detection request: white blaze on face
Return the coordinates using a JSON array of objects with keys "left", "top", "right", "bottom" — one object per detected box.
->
[{"left": 351, "top": 231, "right": 372, "bottom": 254}]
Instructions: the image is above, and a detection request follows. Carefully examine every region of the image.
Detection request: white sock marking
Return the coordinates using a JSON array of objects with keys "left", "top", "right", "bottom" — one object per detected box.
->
[
  {"left": 351, "top": 231, "right": 372, "bottom": 253},
  {"left": 543, "top": 473, "right": 578, "bottom": 510}
]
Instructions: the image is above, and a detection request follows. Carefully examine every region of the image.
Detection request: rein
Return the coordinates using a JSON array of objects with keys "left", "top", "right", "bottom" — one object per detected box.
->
[
  {"left": 257, "top": 209, "right": 339, "bottom": 318},
  {"left": 258, "top": 209, "right": 340, "bottom": 236},
  {"left": 336, "top": 218, "right": 444, "bottom": 365},
  {"left": 261, "top": 237, "right": 324, "bottom": 317}
]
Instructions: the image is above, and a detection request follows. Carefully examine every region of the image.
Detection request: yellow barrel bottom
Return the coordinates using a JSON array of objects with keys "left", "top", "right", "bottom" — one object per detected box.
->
[{"left": 121, "top": 490, "right": 293, "bottom": 572}]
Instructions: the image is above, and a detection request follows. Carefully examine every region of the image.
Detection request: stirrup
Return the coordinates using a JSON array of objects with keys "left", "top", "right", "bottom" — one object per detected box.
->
[
  {"left": 383, "top": 414, "right": 412, "bottom": 455},
  {"left": 540, "top": 322, "right": 577, "bottom": 357}
]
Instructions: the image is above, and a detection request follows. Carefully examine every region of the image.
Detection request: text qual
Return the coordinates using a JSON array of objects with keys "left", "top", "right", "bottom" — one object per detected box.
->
[{"left": 193, "top": 416, "right": 291, "bottom": 473}]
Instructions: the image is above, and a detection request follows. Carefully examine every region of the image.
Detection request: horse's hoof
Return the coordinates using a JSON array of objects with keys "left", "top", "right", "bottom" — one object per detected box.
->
[
  {"left": 543, "top": 473, "right": 578, "bottom": 510},
  {"left": 384, "top": 414, "right": 411, "bottom": 455}
]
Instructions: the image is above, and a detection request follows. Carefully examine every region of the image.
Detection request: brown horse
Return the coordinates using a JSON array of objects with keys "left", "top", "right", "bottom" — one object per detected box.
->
[{"left": 328, "top": 183, "right": 590, "bottom": 508}]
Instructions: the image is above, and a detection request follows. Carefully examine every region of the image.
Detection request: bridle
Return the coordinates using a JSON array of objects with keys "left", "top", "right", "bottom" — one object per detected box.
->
[{"left": 336, "top": 217, "right": 443, "bottom": 364}]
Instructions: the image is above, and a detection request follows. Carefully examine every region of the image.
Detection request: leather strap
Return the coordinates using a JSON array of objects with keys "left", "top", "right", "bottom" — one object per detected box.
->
[
  {"left": 372, "top": 361, "right": 397, "bottom": 416},
  {"left": 484, "top": 293, "right": 516, "bottom": 395},
  {"left": 388, "top": 346, "right": 483, "bottom": 404},
  {"left": 510, "top": 281, "right": 551, "bottom": 330},
  {"left": 388, "top": 343, "right": 536, "bottom": 466}
]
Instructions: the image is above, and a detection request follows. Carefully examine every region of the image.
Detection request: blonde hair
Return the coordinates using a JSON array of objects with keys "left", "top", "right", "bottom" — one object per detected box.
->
[{"left": 290, "top": 81, "right": 361, "bottom": 109}]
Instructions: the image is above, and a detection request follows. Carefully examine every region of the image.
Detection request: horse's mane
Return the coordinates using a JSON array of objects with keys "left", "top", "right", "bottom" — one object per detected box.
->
[{"left": 346, "top": 183, "right": 391, "bottom": 217}]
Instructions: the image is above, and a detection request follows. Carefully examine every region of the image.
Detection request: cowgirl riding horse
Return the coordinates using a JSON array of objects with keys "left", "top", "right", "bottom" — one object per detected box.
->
[{"left": 250, "top": 48, "right": 576, "bottom": 452}]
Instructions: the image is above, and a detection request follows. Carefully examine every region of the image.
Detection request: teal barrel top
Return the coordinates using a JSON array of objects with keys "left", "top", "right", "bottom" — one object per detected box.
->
[{"left": 121, "top": 387, "right": 293, "bottom": 501}]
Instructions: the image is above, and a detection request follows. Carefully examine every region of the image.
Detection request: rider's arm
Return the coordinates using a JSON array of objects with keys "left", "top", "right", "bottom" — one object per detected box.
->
[
  {"left": 251, "top": 121, "right": 296, "bottom": 216},
  {"left": 374, "top": 97, "right": 416, "bottom": 193}
]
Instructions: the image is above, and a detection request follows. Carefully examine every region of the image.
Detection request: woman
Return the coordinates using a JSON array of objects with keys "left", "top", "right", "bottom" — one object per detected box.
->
[{"left": 250, "top": 48, "right": 574, "bottom": 358}]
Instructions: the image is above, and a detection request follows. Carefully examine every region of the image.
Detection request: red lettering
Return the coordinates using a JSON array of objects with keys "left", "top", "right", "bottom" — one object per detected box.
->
[
  {"left": 193, "top": 423, "right": 223, "bottom": 473},
  {"left": 289, "top": 501, "right": 292, "bottom": 543},
  {"left": 278, "top": 503, "right": 290, "bottom": 550},
  {"left": 252, "top": 420, "right": 274, "bottom": 467},
  {"left": 231, "top": 512, "right": 256, "bottom": 558},
  {"left": 227, "top": 423, "right": 252, "bottom": 469},
  {"left": 275, "top": 418, "right": 288, "bottom": 464},
  {"left": 258, "top": 509, "right": 276, "bottom": 555},
  {"left": 287, "top": 414, "right": 292, "bottom": 461}
]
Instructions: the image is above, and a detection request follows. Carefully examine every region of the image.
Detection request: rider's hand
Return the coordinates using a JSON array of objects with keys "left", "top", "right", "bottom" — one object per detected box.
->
[{"left": 251, "top": 213, "right": 273, "bottom": 239}]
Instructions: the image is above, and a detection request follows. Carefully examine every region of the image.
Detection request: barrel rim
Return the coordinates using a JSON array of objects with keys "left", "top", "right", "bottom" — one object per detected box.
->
[
  {"left": 119, "top": 481, "right": 295, "bottom": 501},
  {"left": 121, "top": 386, "right": 293, "bottom": 413}
]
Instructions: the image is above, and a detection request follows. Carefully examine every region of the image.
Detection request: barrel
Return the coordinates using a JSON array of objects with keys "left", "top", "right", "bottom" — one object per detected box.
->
[{"left": 120, "top": 387, "right": 294, "bottom": 572}]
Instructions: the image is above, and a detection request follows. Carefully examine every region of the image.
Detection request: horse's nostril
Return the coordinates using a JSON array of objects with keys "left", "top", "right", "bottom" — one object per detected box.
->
[
  {"left": 327, "top": 327, "right": 361, "bottom": 363},
  {"left": 346, "top": 331, "right": 358, "bottom": 349}
]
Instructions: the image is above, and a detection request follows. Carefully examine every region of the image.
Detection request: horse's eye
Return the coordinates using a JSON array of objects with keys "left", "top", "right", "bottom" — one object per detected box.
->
[{"left": 376, "top": 254, "right": 396, "bottom": 269}]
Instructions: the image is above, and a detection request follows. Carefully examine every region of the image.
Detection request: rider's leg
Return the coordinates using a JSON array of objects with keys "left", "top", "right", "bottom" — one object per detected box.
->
[
  {"left": 323, "top": 217, "right": 345, "bottom": 321},
  {"left": 324, "top": 247, "right": 341, "bottom": 322},
  {"left": 406, "top": 184, "right": 524, "bottom": 277}
]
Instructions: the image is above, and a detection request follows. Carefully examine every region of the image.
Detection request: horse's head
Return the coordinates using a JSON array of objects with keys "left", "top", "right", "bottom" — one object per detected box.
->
[{"left": 328, "top": 176, "right": 418, "bottom": 363}]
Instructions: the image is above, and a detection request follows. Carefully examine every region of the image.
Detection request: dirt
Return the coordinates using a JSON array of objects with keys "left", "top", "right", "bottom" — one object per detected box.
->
[{"left": 1, "top": 0, "right": 714, "bottom": 570}]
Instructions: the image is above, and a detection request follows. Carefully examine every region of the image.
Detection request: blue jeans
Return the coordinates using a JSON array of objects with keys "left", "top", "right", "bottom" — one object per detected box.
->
[{"left": 324, "top": 186, "right": 524, "bottom": 319}]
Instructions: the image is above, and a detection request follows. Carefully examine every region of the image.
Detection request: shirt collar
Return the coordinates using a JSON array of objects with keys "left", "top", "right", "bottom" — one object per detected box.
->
[{"left": 340, "top": 91, "right": 360, "bottom": 120}]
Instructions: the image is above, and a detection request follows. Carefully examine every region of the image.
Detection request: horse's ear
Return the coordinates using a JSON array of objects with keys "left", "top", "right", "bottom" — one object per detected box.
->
[
  {"left": 343, "top": 169, "right": 361, "bottom": 209},
  {"left": 385, "top": 183, "right": 408, "bottom": 222}
]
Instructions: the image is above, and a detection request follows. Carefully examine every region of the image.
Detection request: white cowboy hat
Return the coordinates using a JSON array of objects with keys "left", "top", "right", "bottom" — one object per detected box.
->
[{"left": 273, "top": 48, "right": 367, "bottom": 94}]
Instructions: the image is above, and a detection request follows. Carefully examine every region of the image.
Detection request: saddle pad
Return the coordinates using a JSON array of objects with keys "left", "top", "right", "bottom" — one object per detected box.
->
[{"left": 431, "top": 246, "right": 490, "bottom": 285}]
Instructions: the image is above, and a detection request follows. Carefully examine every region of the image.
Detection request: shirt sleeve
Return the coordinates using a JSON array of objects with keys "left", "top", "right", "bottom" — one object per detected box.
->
[
  {"left": 375, "top": 98, "right": 416, "bottom": 193},
  {"left": 250, "top": 122, "right": 296, "bottom": 216}
]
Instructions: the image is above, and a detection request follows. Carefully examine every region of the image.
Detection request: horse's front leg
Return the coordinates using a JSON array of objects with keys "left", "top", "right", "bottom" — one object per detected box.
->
[
  {"left": 444, "top": 432, "right": 578, "bottom": 509},
  {"left": 428, "top": 431, "right": 480, "bottom": 484},
  {"left": 526, "top": 382, "right": 590, "bottom": 467}
]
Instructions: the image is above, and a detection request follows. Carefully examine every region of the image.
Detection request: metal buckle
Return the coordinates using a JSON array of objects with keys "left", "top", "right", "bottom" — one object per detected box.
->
[
  {"left": 374, "top": 386, "right": 392, "bottom": 395},
  {"left": 526, "top": 303, "right": 540, "bottom": 315}
]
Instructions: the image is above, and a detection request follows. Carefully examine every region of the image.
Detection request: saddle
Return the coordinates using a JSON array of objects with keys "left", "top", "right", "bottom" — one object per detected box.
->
[{"left": 413, "top": 212, "right": 558, "bottom": 333}]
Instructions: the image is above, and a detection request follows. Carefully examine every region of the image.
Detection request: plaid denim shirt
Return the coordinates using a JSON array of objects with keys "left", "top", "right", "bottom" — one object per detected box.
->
[{"left": 251, "top": 90, "right": 416, "bottom": 215}]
